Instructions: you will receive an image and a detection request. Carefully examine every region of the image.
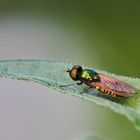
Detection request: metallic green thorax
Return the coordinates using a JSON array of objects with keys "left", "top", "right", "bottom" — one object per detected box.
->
[{"left": 81, "top": 69, "right": 100, "bottom": 81}]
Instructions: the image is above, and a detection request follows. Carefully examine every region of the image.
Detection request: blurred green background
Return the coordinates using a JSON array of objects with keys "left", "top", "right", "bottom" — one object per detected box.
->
[{"left": 0, "top": 0, "right": 140, "bottom": 140}]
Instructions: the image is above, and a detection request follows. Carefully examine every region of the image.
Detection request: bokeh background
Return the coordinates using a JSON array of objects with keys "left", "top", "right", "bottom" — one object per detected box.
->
[{"left": 0, "top": 0, "right": 140, "bottom": 140}]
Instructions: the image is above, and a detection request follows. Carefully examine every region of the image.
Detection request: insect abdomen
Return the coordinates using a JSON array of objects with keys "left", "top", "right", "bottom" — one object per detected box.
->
[
  {"left": 94, "top": 85, "right": 117, "bottom": 97},
  {"left": 90, "top": 83, "right": 135, "bottom": 97}
]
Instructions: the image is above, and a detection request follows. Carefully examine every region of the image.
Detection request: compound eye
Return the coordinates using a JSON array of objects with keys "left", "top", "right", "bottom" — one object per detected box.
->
[
  {"left": 72, "top": 65, "right": 82, "bottom": 70},
  {"left": 70, "top": 69, "right": 78, "bottom": 80},
  {"left": 68, "top": 65, "right": 83, "bottom": 81}
]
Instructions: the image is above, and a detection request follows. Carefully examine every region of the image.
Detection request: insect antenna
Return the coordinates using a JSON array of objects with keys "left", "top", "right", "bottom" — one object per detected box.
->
[{"left": 66, "top": 68, "right": 70, "bottom": 72}]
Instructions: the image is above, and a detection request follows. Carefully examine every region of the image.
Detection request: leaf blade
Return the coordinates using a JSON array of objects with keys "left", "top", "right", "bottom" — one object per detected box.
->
[{"left": 0, "top": 59, "right": 140, "bottom": 130}]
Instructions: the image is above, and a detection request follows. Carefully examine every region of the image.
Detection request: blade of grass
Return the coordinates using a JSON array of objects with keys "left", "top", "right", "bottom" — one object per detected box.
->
[{"left": 0, "top": 59, "right": 140, "bottom": 130}]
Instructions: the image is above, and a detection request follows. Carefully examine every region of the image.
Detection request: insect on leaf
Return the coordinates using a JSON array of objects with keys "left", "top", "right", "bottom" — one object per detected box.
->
[{"left": 0, "top": 60, "right": 140, "bottom": 130}]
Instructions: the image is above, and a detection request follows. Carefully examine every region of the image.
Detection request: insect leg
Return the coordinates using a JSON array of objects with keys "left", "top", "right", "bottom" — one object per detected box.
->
[{"left": 76, "top": 82, "right": 83, "bottom": 85}]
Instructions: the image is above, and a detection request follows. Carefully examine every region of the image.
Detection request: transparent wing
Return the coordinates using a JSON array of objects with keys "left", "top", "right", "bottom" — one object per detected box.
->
[{"left": 98, "top": 73, "right": 136, "bottom": 94}]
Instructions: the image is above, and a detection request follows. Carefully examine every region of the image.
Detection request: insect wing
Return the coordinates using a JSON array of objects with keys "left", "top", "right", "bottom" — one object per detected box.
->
[
  {"left": 98, "top": 73, "right": 136, "bottom": 96},
  {"left": 91, "top": 73, "right": 136, "bottom": 97}
]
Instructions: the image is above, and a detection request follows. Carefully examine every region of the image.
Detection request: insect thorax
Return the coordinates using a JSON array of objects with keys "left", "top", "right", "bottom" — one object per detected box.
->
[{"left": 81, "top": 69, "right": 99, "bottom": 81}]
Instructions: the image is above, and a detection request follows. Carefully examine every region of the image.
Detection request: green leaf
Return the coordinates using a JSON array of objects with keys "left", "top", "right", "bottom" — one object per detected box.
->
[{"left": 0, "top": 60, "right": 140, "bottom": 130}]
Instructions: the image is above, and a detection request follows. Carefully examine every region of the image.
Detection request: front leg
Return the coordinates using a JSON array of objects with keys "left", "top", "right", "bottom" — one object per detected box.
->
[{"left": 76, "top": 82, "right": 83, "bottom": 85}]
